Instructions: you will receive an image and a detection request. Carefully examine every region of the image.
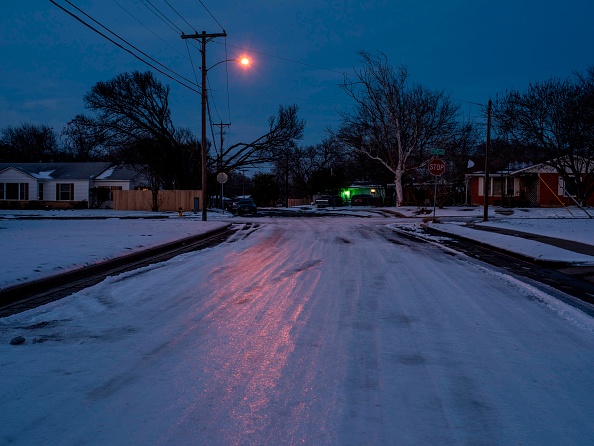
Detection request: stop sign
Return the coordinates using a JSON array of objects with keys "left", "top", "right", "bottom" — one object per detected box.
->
[{"left": 428, "top": 158, "right": 446, "bottom": 176}]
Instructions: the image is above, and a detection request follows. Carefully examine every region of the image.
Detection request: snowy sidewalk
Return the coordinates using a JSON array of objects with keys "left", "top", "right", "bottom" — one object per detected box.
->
[
  {"left": 466, "top": 223, "right": 594, "bottom": 257},
  {"left": 425, "top": 220, "right": 594, "bottom": 266}
]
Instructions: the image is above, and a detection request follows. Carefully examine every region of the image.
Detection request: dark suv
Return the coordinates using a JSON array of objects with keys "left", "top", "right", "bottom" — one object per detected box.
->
[{"left": 234, "top": 198, "right": 257, "bottom": 215}]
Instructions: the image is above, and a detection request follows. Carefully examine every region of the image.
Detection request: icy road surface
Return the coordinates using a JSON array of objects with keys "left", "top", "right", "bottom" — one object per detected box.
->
[{"left": 1, "top": 218, "right": 594, "bottom": 445}]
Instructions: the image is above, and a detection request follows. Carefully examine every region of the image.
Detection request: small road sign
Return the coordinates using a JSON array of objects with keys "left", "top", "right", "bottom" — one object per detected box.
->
[
  {"left": 217, "top": 172, "right": 228, "bottom": 184},
  {"left": 428, "top": 159, "right": 446, "bottom": 176},
  {"left": 431, "top": 148, "right": 445, "bottom": 155}
]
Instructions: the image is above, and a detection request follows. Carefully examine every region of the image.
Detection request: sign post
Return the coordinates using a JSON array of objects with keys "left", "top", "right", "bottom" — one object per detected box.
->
[
  {"left": 217, "top": 172, "right": 228, "bottom": 211},
  {"left": 428, "top": 158, "right": 446, "bottom": 221}
]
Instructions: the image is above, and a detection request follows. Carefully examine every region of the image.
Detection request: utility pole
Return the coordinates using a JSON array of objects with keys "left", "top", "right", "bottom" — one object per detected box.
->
[
  {"left": 483, "top": 99, "right": 492, "bottom": 222},
  {"left": 181, "top": 30, "right": 227, "bottom": 221},
  {"left": 212, "top": 123, "right": 230, "bottom": 170},
  {"left": 213, "top": 122, "right": 230, "bottom": 209}
]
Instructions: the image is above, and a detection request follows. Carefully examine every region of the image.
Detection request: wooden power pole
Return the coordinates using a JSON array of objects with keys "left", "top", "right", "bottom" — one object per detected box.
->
[
  {"left": 181, "top": 30, "right": 227, "bottom": 221},
  {"left": 483, "top": 99, "right": 492, "bottom": 222}
]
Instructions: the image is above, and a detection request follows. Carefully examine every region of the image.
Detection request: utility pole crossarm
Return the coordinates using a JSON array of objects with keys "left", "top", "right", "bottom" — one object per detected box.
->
[{"left": 181, "top": 31, "right": 227, "bottom": 40}]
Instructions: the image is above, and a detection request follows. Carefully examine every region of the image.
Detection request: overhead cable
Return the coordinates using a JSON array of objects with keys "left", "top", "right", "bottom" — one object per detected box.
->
[
  {"left": 163, "top": 0, "right": 198, "bottom": 33},
  {"left": 111, "top": 0, "right": 189, "bottom": 60},
  {"left": 196, "top": 0, "right": 226, "bottom": 32},
  {"left": 50, "top": 0, "right": 200, "bottom": 93},
  {"left": 138, "top": 0, "right": 183, "bottom": 34}
]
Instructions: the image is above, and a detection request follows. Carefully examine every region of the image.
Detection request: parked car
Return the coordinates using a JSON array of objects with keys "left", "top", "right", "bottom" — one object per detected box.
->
[
  {"left": 234, "top": 198, "right": 257, "bottom": 215},
  {"left": 315, "top": 195, "right": 332, "bottom": 208},
  {"left": 315, "top": 195, "right": 343, "bottom": 208},
  {"left": 351, "top": 194, "right": 375, "bottom": 206}
]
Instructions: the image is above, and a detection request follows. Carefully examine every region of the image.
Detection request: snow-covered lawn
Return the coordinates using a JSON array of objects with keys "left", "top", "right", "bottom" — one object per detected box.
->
[{"left": 0, "top": 210, "right": 229, "bottom": 290}]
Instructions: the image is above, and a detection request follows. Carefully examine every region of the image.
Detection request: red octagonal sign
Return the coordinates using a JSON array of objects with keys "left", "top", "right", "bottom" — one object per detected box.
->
[{"left": 428, "top": 158, "right": 446, "bottom": 176}]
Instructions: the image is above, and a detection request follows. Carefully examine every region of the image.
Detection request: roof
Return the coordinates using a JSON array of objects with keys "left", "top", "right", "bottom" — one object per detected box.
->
[
  {"left": 466, "top": 157, "right": 535, "bottom": 175},
  {"left": 0, "top": 162, "right": 142, "bottom": 181},
  {"left": 466, "top": 156, "right": 591, "bottom": 177},
  {"left": 95, "top": 165, "right": 142, "bottom": 182}
]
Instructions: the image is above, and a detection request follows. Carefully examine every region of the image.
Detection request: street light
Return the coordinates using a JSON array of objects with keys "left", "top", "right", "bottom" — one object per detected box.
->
[
  {"left": 182, "top": 30, "right": 249, "bottom": 221},
  {"left": 210, "top": 56, "right": 250, "bottom": 71}
]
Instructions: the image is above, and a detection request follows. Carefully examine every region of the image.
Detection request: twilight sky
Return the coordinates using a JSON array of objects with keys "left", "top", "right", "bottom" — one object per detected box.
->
[{"left": 1, "top": 0, "right": 593, "bottom": 149}]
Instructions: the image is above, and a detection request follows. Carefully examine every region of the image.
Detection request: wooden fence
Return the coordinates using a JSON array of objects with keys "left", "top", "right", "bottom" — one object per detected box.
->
[
  {"left": 113, "top": 190, "right": 203, "bottom": 212},
  {"left": 287, "top": 198, "right": 311, "bottom": 207}
]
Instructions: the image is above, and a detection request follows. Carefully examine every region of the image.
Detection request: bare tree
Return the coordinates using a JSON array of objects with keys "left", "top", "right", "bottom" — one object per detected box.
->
[
  {"left": 80, "top": 70, "right": 196, "bottom": 202},
  {"left": 215, "top": 104, "right": 305, "bottom": 172},
  {"left": 275, "top": 138, "right": 346, "bottom": 200},
  {"left": 81, "top": 72, "right": 304, "bottom": 198},
  {"left": 494, "top": 73, "right": 594, "bottom": 203},
  {"left": 84, "top": 71, "right": 179, "bottom": 149},
  {"left": 0, "top": 123, "right": 60, "bottom": 162},
  {"left": 334, "top": 52, "right": 464, "bottom": 206},
  {"left": 60, "top": 115, "right": 107, "bottom": 161}
]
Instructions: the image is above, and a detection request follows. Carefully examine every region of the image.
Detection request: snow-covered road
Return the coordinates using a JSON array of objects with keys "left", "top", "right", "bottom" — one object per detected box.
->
[{"left": 2, "top": 218, "right": 594, "bottom": 445}]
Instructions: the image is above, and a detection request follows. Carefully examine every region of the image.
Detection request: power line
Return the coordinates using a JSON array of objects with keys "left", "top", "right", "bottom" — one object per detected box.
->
[
  {"left": 207, "top": 76, "right": 223, "bottom": 123},
  {"left": 451, "top": 96, "right": 487, "bottom": 107},
  {"left": 53, "top": 1, "right": 490, "bottom": 136},
  {"left": 223, "top": 38, "right": 232, "bottom": 123},
  {"left": 184, "top": 40, "right": 200, "bottom": 85},
  {"left": 162, "top": 0, "right": 198, "bottom": 33},
  {"left": 137, "top": 0, "right": 183, "bottom": 34},
  {"left": 213, "top": 40, "right": 350, "bottom": 77},
  {"left": 111, "top": 0, "right": 189, "bottom": 60},
  {"left": 50, "top": 0, "right": 200, "bottom": 93},
  {"left": 195, "top": 0, "right": 226, "bottom": 32}
]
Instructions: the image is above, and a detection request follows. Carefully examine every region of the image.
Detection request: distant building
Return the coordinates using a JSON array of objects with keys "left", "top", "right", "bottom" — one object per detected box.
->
[
  {"left": 0, "top": 163, "right": 147, "bottom": 209},
  {"left": 465, "top": 158, "right": 594, "bottom": 207},
  {"left": 339, "top": 182, "right": 386, "bottom": 206}
]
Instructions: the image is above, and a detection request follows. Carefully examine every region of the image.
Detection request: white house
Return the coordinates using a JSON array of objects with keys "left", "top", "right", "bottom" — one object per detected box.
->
[{"left": 0, "top": 163, "right": 146, "bottom": 209}]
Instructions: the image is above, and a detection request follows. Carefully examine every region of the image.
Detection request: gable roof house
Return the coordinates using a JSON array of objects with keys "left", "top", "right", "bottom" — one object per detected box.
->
[
  {"left": 465, "top": 158, "right": 594, "bottom": 208},
  {"left": 0, "top": 163, "right": 146, "bottom": 209}
]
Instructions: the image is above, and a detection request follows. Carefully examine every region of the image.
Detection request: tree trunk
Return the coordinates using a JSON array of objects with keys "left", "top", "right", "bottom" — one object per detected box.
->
[
  {"left": 394, "top": 169, "right": 404, "bottom": 207},
  {"left": 151, "top": 189, "right": 159, "bottom": 212}
]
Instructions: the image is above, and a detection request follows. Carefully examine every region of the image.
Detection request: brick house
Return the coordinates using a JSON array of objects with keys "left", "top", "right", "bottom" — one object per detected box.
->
[{"left": 465, "top": 158, "right": 594, "bottom": 207}]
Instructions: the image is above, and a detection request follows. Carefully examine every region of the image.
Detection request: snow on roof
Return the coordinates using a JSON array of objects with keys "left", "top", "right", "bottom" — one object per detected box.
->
[
  {"left": 31, "top": 170, "right": 55, "bottom": 179},
  {"left": 96, "top": 166, "right": 116, "bottom": 180}
]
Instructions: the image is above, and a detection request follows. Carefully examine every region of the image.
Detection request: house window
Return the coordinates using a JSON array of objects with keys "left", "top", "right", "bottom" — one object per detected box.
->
[
  {"left": 20, "top": 183, "right": 29, "bottom": 200},
  {"left": 492, "top": 177, "right": 504, "bottom": 196},
  {"left": 39, "top": 183, "right": 44, "bottom": 200},
  {"left": 0, "top": 182, "right": 29, "bottom": 200},
  {"left": 558, "top": 176, "right": 576, "bottom": 196},
  {"left": 56, "top": 183, "right": 74, "bottom": 200},
  {"left": 6, "top": 183, "right": 18, "bottom": 200}
]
